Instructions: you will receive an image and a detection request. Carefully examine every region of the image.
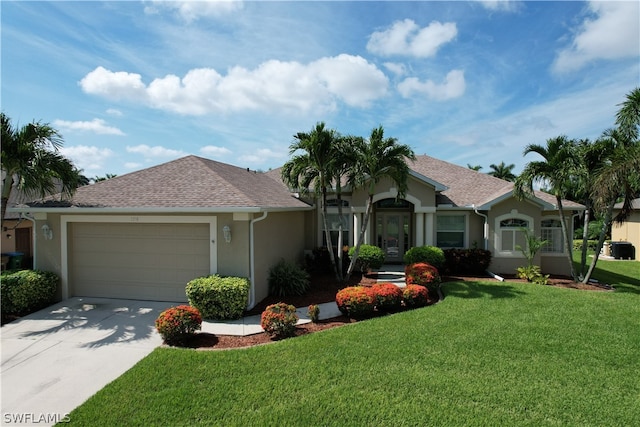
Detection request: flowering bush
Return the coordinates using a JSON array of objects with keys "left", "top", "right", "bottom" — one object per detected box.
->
[
  {"left": 405, "top": 262, "right": 441, "bottom": 296},
  {"left": 155, "top": 305, "right": 202, "bottom": 345},
  {"left": 307, "top": 304, "right": 320, "bottom": 323},
  {"left": 371, "top": 283, "right": 403, "bottom": 312},
  {"left": 403, "top": 284, "right": 429, "bottom": 308},
  {"left": 261, "top": 303, "right": 299, "bottom": 338},
  {"left": 335, "top": 286, "right": 376, "bottom": 318}
]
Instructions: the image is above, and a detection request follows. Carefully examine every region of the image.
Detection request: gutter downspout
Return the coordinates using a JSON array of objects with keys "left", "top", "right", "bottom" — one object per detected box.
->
[
  {"left": 248, "top": 211, "right": 268, "bottom": 310},
  {"left": 472, "top": 205, "right": 504, "bottom": 280}
]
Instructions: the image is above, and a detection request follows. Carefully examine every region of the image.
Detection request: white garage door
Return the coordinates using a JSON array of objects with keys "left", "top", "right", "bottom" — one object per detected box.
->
[{"left": 69, "top": 222, "right": 211, "bottom": 301}]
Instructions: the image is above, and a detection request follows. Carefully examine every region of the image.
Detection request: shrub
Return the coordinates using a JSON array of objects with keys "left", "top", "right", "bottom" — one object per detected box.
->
[
  {"left": 335, "top": 286, "right": 376, "bottom": 318},
  {"left": 403, "top": 284, "right": 429, "bottom": 308},
  {"left": 403, "top": 246, "right": 445, "bottom": 268},
  {"left": 261, "top": 303, "right": 299, "bottom": 338},
  {"left": 186, "top": 275, "right": 250, "bottom": 320},
  {"left": 405, "top": 262, "right": 441, "bottom": 296},
  {"left": 443, "top": 248, "right": 492, "bottom": 275},
  {"left": 1, "top": 270, "right": 58, "bottom": 315},
  {"left": 268, "top": 259, "right": 310, "bottom": 297},
  {"left": 307, "top": 304, "right": 320, "bottom": 323},
  {"left": 155, "top": 305, "right": 202, "bottom": 345},
  {"left": 371, "top": 283, "right": 403, "bottom": 312},
  {"left": 348, "top": 244, "right": 385, "bottom": 272}
]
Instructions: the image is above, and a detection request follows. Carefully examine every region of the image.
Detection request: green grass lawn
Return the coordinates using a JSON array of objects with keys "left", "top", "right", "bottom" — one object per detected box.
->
[{"left": 65, "top": 259, "right": 639, "bottom": 426}]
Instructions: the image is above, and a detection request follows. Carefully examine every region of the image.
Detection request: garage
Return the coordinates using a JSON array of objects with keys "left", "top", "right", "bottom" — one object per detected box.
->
[{"left": 68, "top": 222, "right": 211, "bottom": 302}]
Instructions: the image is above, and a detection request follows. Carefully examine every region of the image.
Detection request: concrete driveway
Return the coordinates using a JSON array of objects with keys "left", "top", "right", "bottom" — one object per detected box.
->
[{"left": 1, "top": 297, "right": 179, "bottom": 425}]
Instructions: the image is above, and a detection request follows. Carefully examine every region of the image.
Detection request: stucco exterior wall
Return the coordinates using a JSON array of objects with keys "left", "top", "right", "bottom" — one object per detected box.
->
[
  {"left": 216, "top": 213, "right": 251, "bottom": 279},
  {"left": 350, "top": 176, "right": 436, "bottom": 208},
  {"left": 611, "top": 212, "right": 640, "bottom": 261}
]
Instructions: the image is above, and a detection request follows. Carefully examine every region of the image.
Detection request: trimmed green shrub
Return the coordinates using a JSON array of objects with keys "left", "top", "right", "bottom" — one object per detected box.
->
[
  {"left": 335, "top": 286, "right": 376, "bottom": 318},
  {"left": 443, "top": 248, "right": 492, "bottom": 275},
  {"left": 185, "top": 275, "right": 250, "bottom": 320},
  {"left": 268, "top": 259, "right": 310, "bottom": 297},
  {"left": 261, "top": 303, "right": 299, "bottom": 338},
  {"left": 572, "top": 239, "right": 599, "bottom": 251},
  {"left": 348, "top": 244, "right": 385, "bottom": 272},
  {"left": 403, "top": 284, "right": 429, "bottom": 308},
  {"left": 1, "top": 270, "right": 58, "bottom": 315},
  {"left": 155, "top": 305, "right": 202, "bottom": 345},
  {"left": 405, "top": 262, "right": 441, "bottom": 296},
  {"left": 371, "top": 283, "right": 403, "bottom": 312},
  {"left": 403, "top": 246, "right": 445, "bottom": 268}
]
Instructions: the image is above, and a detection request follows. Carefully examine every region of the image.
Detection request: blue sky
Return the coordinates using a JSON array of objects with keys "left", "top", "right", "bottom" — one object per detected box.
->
[{"left": 2, "top": 1, "right": 639, "bottom": 179}]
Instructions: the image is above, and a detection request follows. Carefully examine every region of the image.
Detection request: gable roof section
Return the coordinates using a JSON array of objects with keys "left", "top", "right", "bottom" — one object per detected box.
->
[{"left": 18, "top": 156, "right": 311, "bottom": 211}]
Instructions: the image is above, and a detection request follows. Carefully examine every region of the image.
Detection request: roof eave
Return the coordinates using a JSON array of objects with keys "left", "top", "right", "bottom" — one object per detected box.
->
[{"left": 8, "top": 205, "right": 313, "bottom": 215}]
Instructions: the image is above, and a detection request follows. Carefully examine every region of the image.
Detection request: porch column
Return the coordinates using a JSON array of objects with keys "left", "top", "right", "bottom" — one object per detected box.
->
[
  {"left": 415, "top": 212, "right": 424, "bottom": 247},
  {"left": 425, "top": 212, "right": 434, "bottom": 246},
  {"left": 352, "top": 213, "right": 360, "bottom": 246}
]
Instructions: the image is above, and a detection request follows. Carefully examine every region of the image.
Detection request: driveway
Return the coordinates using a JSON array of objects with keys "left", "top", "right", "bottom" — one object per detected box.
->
[{"left": 1, "top": 298, "right": 179, "bottom": 426}]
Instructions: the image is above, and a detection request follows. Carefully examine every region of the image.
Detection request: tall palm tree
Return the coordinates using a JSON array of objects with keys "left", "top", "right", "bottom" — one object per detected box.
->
[
  {"left": 488, "top": 161, "right": 517, "bottom": 181},
  {"left": 514, "top": 135, "right": 578, "bottom": 281},
  {"left": 1, "top": 113, "right": 81, "bottom": 225},
  {"left": 467, "top": 164, "right": 482, "bottom": 171},
  {"left": 345, "top": 126, "right": 416, "bottom": 281},
  {"left": 281, "top": 122, "right": 343, "bottom": 281}
]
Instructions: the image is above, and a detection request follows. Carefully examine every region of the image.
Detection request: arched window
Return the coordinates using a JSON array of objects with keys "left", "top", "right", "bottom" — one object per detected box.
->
[{"left": 495, "top": 213, "right": 532, "bottom": 255}]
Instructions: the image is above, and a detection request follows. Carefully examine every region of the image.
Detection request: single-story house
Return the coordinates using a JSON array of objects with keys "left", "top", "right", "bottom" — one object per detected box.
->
[
  {"left": 10, "top": 154, "right": 584, "bottom": 308},
  {"left": 611, "top": 198, "right": 640, "bottom": 260}
]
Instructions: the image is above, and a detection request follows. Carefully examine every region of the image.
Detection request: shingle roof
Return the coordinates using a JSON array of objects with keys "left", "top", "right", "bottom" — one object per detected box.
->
[{"left": 23, "top": 156, "right": 310, "bottom": 210}]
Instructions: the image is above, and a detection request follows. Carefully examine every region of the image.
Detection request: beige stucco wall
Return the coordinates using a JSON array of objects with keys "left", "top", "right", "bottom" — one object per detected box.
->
[
  {"left": 253, "top": 211, "right": 307, "bottom": 303},
  {"left": 350, "top": 176, "right": 436, "bottom": 209},
  {"left": 216, "top": 213, "right": 251, "bottom": 279},
  {"left": 611, "top": 211, "right": 640, "bottom": 260}
]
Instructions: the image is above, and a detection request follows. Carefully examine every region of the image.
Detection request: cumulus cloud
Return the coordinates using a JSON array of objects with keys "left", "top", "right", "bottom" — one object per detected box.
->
[
  {"left": 106, "top": 108, "right": 123, "bottom": 117},
  {"left": 126, "top": 144, "right": 186, "bottom": 159},
  {"left": 383, "top": 62, "right": 407, "bottom": 76},
  {"left": 200, "top": 145, "right": 232, "bottom": 156},
  {"left": 79, "top": 55, "right": 388, "bottom": 115},
  {"left": 54, "top": 118, "right": 125, "bottom": 136},
  {"left": 553, "top": 1, "right": 640, "bottom": 73},
  {"left": 367, "top": 19, "right": 457, "bottom": 58},
  {"left": 60, "top": 145, "right": 115, "bottom": 175},
  {"left": 397, "top": 70, "right": 466, "bottom": 101},
  {"left": 477, "top": 0, "right": 521, "bottom": 12},
  {"left": 238, "top": 147, "right": 286, "bottom": 165},
  {"left": 144, "top": 0, "right": 243, "bottom": 23}
]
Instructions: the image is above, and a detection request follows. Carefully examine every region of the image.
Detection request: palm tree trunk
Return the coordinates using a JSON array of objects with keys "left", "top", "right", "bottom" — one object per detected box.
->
[
  {"left": 345, "top": 194, "right": 374, "bottom": 282},
  {"left": 320, "top": 189, "right": 341, "bottom": 282},
  {"left": 582, "top": 199, "right": 615, "bottom": 284},
  {"left": 579, "top": 206, "right": 590, "bottom": 279},
  {"left": 556, "top": 196, "right": 578, "bottom": 281},
  {"left": 1, "top": 175, "right": 14, "bottom": 226}
]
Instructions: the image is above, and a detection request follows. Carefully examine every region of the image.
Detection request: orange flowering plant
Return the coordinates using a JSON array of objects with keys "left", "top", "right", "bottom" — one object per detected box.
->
[
  {"left": 155, "top": 305, "right": 202, "bottom": 344},
  {"left": 261, "top": 303, "right": 299, "bottom": 338},
  {"left": 403, "top": 284, "right": 429, "bottom": 308},
  {"left": 307, "top": 304, "right": 320, "bottom": 323},
  {"left": 371, "top": 283, "right": 403, "bottom": 312},
  {"left": 335, "top": 286, "right": 376, "bottom": 318},
  {"left": 405, "top": 262, "right": 441, "bottom": 296}
]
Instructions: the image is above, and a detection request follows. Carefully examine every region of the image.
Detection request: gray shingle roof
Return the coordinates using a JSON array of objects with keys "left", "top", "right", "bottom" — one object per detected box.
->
[{"left": 24, "top": 156, "right": 310, "bottom": 210}]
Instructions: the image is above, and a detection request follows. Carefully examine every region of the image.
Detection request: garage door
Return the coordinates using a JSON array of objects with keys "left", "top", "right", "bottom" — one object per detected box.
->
[{"left": 69, "top": 222, "right": 211, "bottom": 301}]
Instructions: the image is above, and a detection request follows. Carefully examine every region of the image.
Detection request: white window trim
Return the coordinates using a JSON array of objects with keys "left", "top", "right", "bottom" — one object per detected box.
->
[
  {"left": 494, "top": 212, "right": 533, "bottom": 258},
  {"left": 540, "top": 216, "right": 567, "bottom": 257}
]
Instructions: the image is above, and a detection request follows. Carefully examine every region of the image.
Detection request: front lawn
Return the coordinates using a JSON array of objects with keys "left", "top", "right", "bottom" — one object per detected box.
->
[{"left": 65, "top": 271, "right": 639, "bottom": 426}]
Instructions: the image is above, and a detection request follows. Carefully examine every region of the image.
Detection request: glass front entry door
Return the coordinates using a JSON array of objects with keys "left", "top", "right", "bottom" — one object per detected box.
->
[{"left": 376, "top": 213, "right": 410, "bottom": 263}]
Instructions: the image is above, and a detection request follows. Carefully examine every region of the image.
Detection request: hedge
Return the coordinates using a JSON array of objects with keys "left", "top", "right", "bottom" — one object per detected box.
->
[{"left": 185, "top": 275, "right": 250, "bottom": 320}]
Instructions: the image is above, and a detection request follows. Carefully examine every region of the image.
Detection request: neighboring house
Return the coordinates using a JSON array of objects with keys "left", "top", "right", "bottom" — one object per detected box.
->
[
  {"left": 10, "top": 154, "right": 584, "bottom": 307},
  {"left": 1, "top": 181, "right": 42, "bottom": 269},
  {"left": 611, "top": 198, "right": 640, "bottom": 260}
]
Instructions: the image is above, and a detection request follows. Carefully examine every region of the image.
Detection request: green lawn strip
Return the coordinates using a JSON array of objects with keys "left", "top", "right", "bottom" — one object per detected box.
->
[
  {"left": 575, "top": 253, "right": 639, "bottom": 293},
  {"left": 64, "top": 281, "right": 639, "bottom": 426}
]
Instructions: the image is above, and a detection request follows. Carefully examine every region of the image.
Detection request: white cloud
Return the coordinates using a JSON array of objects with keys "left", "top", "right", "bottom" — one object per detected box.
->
[
  {"left": 477, "top": 0, "right": 521, "bottom": 12},
  {"left": 106, "top": 108, "right": 123, "bottom": 117},
  {"left": 383, "top": 62, "right": 407, "bottom": 76},
  {"left": 144, "top": 0, "right": 243, "bottom": 23},
  {"left": 238, "top": 147, "right": 286, "bottom": 165},
  {"left": 124, "top": 162, "right": 143, "bottom": 170},
  {"left": 54, "top": 118, "right": 125, "bottom": 135},
  {"left": 367, "top": 19, "right": 457, "bottom": 58},
  {"left": 60, "top": 145, "right": 115, "bottom": 175},
  {"left": 398, "top": 69, "right": 466, "bottom": 101},
  {"left": 79, "top": 55, "right": 388, "bottom": 116},
  {"left": 126, "top": 144, "right": 186, "bottom": 159},
  {"left": 553, "top": 1, "right": 640, "bottom": 73},
  {"left": 200, "top": 145, "right": 232, "bottom": 156}
]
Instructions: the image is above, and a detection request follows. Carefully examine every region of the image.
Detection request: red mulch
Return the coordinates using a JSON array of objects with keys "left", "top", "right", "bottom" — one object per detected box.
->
[{"left": 174, "top": 271, "right": 613, "bottom": 351}]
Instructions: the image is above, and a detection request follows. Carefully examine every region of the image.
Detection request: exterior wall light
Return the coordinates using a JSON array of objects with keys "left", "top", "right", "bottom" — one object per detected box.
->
[
  {"left": 42, "top": 224, "right": 53, "bottom": 240},
  {"left": 222, "top": 225, "right": 231, "bottom": 243}
]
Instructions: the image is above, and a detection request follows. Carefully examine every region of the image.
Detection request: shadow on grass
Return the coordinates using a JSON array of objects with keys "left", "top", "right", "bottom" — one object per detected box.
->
[{"left": 442, "top": 280, "right": 527, "bottom": 300}]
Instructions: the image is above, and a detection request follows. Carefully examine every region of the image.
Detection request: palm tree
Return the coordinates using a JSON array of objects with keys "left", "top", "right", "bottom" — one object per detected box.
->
[
  {"left": 467, "top": 164, "right": 483, "bottom": 171},
  {"left": 281, "top": 122, "right": 343, "bottom": 281},
  {"left": 514, "top": 136, "right": 578, "bottom": 281},
  {"left": 1, "top": 113, "right": 81, "bottom": 225},
  {"left": 345, "top": 126, "right": 416, "bottom": 281},
  {"left": 488, "top": 161, "right": 517, "bottom": 181}
]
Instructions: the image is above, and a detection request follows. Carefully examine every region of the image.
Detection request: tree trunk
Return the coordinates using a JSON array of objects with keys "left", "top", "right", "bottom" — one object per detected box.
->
[
  {"left": 1, "top": 175, "right": 15, "bottom": 227},
  {"left": 582, "top": 200, "right": 615, "bottom": 284},
  {"left": 345, "top": 194, "right": 373, "bottom": 282},
  {"left": 579, "top": 205, "right": 590, "bottom": 280},
  {"left": 320, "top": 188, "right": 341, "bottom": 282},
  {"left": 556, "top": 195, "right": 578, "bottom": 281}
]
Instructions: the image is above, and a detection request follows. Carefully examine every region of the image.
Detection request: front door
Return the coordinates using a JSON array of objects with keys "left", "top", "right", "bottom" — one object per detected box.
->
[{"left": 376, "top": 212, "right": 410, "bottom": 263}]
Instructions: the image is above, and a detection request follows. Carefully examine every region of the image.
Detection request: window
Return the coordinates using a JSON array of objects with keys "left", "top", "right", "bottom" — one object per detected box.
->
[
  {"left": 322, "top": 213, "right": 350, "bottom": 247},
  {"left": 541, "top": 219, "right": 564, "bottom": 253},
  {"left": 496, "top": 214, "right": 531, "bottom": 253},
  {"left": 437, "top": 215, "right": 465, "bottom": 248}
]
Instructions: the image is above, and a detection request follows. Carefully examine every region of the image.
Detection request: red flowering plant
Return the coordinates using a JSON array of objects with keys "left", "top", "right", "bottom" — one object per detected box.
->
[
  {"left": 371, "top": 283, "right": 403, "bottom": 312},
  {"left": 403, "top": 284, "right": 429, "bottom": 308},
  {"left": 155, "top": 305, "right": 202, "bottom": 345},
  {"left": 261, "top": 303, "right": 299, "bottom": 338},
  {"left": 335, "top": 286, "right": 376, "bottom": 318},
  {"left": 405, "top": 262, "right": 441, "bottom": 296}
]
